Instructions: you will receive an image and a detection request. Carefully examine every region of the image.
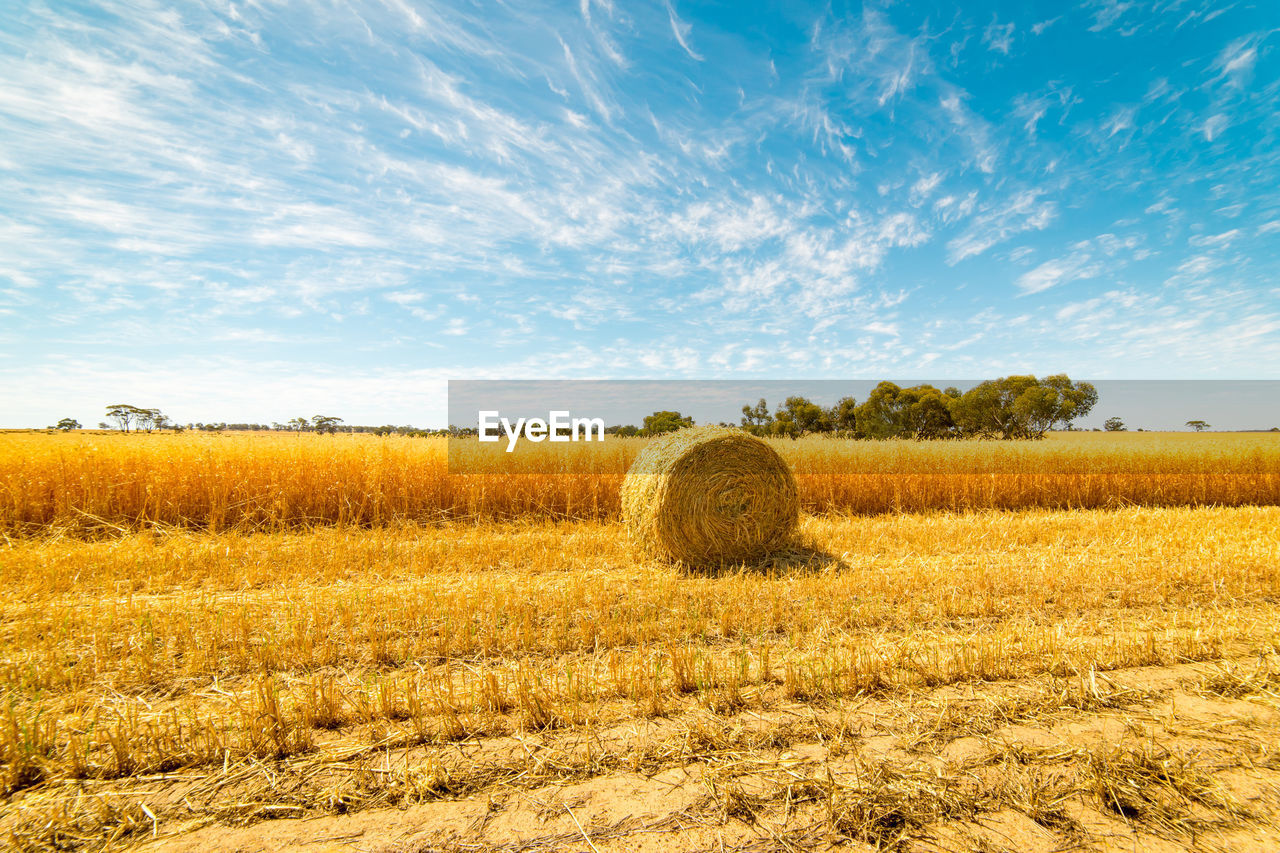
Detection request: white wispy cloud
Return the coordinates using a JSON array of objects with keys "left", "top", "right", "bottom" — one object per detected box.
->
[
  {"left": 982, "top": 18, "right": 1015, "bottom": 55},
  {"left": 1189, "top": 229, "right": 1241, "bottom": 248},
  {"left": 558, "top": 37, "right": 616, "bottom": 122},
  {"left": 910, "top": 172, "right": 943, "bottom": 202},
  {"left": 1017, "top": 251, "right": 1102, "bottom": 294},
  {"left": 938, "top": 92, "right": 998, "bottom": 173},
  {"left": 933, "top": 192, "right": 977, "bottom": 225},
  {"left": 1211, "top": 36, "right": 1260, "bottom": 88},
  {"left": 253, "top": 204, "right": 387, "bottom": 249},
  {"left": 1031, "top": 17, "right": 1061, "bottom": 36},
  {"left": 947, "top": 191, "right": 1057, "bottom": 264},
  {"left": 1200, "top": 113, "right": 1228, "bottom": 141},
  {"left": 669, "top": 195, "right": 791, "bottom": 252},
  {"left": 665, "top": 2, "right": 704, "bottom": 61},
  {"left": 1103, "top": 106, "right": 1136, "bottom": 139},
  {"left": 1087, "top": 0, "right": 1138, "bottom": 34},
  {"left": 807, "top": 9, "right": 931, "bottom": 112}
]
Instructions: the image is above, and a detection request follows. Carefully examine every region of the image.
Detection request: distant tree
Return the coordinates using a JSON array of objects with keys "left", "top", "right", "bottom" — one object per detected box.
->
[
  {"left": 97, "top": 422, "right": 111, "bottom": 430},
  {"left": 854, "top": 382, "right": 955, "bottom": 439},
  {"left": 606, "top": 424, "right": 641, "bottom": 437},
  {"left": 829, "top": 396, "right": 858, "bottom": 434},
  {"left": 853, "top": 381, "right": 907, "bottom": 439},
  {"left": 1186, "top": 420, "right": 1210, "bottom": 432},
  {"left": 311, "top": 415, "right": 344, "bottom": 434},
  {"left": 287, "top": 417, "right": 309, "bottom": 433},
  {"left": 54, "top": 418, "right": 80, "bottom": 431},
  {"left": 740, "top": 399, "right": 770, "bottom": 434},
  {"left": 775, "top": 396, "right": 830, "bottom": 435},
  {"left": 134, "top": 408, "right": 169, "bottom": 432},
  {"left": 642, "top": 411, "right": 694, "bottom": 436},
  {"left": 768, "top": 410, "right": 799, "bottom": 439},
  {"left": 898, "top": 385, "right": 957, "bottom": 440},
  {"left": 1104, "top": 416, "right": 1126, "bottom": 431},
  {"left": 105, "top": 403, "right": 142, "bottom": 432},
  {"left": 1023, "top": 374, "right": 1098, "bottom": 436},
  {"left": 949, "top": 375, "right": 1095, "bottom": 439},
  {"left": 947, "top": 378, "right": 1031, "bottom": 439}
]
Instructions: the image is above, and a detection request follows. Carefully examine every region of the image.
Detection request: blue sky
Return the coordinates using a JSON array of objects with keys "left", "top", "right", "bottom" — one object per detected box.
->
[{"left": 1, "top": 0, "right": 1278, "bottom": 427}]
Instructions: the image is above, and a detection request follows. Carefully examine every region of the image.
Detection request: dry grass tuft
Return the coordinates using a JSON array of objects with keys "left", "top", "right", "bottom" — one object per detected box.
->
[
  {"left": 7, "top": 792, "right": 153, "bottom": 852},
  {"left": 1194, "top": 659, "right": 1280, "bottom": 700},
  {"left": 824, "top": 760, "right": 985, "bottom": 849},
  {"left": 1086, "top": 742, "right": 1254, "bottom": 837}
]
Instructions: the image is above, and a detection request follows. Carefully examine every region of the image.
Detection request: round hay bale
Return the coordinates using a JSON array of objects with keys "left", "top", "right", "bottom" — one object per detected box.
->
[{"left": 621, "top": 426, "right": 798, "bottom": 566}]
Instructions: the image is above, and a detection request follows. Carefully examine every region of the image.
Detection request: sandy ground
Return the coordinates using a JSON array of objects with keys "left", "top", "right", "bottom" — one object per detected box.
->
[{"left": 111, "top": 655, "right": 1280, "bottom": 853}]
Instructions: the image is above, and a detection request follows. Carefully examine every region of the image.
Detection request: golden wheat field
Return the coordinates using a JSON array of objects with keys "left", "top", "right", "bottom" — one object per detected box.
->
[
  {"left": 2, "top": 430, "right": 1279, "bottom": 534},
  {"left": 1, "top": 431, "right": 1279, "bottom": 851}
]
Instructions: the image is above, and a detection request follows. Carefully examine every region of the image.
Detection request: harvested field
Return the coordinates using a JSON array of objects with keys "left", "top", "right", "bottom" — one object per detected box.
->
[{"left": 1, "top": 446, "right": 1278, "bottom": 850}]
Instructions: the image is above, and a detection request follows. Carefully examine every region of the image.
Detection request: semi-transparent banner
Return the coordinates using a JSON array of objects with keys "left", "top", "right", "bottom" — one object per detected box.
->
[{"left": 446, "top": 379, "right": 1280, "bottom": 475}]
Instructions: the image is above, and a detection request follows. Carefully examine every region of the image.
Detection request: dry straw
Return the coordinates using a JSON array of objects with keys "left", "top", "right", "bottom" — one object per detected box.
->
[{"left": 621, "top": 426, "right": 799, "bottom": 566}]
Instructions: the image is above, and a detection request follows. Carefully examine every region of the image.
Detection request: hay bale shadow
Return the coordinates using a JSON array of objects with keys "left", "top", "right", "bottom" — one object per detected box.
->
[{"left": 681, "top": 540, "right": 848, "bottom": 577}]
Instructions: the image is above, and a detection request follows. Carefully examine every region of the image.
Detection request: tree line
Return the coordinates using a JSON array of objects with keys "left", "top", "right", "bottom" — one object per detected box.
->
[
  {"left": 51, "top": 376, "right": 1255, "bottom": 438},
  {"left": 601, "top": 375, "right": 1099, "bottom": 440},
  {"left": 739, "top": 375, "right": 1099, "bottom": 440},
  {"left": 55, "top": 407, "right": 445, "bottom": 437}
]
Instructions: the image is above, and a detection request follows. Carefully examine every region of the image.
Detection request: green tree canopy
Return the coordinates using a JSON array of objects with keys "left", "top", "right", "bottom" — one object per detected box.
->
[
  {"left": 949, "top": 375, "right": 1097, "bottom": 439},
  {"left": 311, "top": 415, "right": 344, "bottom": 434},
  {"left": 642, "top": 411, "right": 694, "bottom": 435},
  {"left": 854, "top": 382, "right": 956, "bottom": 439},
  {"left": 775, "top": 396, "right": 829, "bottom": 435},
  {"left": 740, "top": 398, "right": 770, "bottom": 430},
  {"left": 105, "top": 403, "right": 143, "bottom": 432},
  {"left": 829, "top": 396, "right": 858, "bottom": 433}
]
